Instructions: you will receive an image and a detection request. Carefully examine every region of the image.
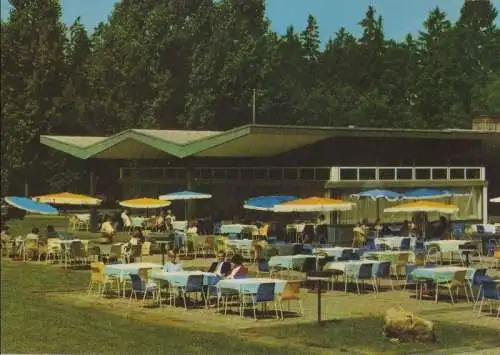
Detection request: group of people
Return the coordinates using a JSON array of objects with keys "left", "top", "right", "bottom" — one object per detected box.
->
[
  {"left": 163, "top": 249, "right": 248, "bottom": 279},
  {"left": 0, "top": 225, "right": 59, "bottom": 257}
]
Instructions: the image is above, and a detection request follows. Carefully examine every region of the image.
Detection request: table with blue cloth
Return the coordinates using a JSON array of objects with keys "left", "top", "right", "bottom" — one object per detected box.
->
[
  {"left": 268, "top": 254, "right": 321, "bottom": 270},
  {"left": 313, "top": 247, "right": 356, "bottom": 259},
  {"left": 410, "top": 266, "right": 476, "bottom": 283},
  {"left": 104, "top": 262, "right": 163, "bottom": 281},
  {"left": 217, "top": 278, "right": 287, "bottom": 294},
  {"left": 323, "top": 260, "right": 381, "bottom": 277},
  {"left": 220, "top": 224, "right": 258, "bottom": 235},
  {"left": 151, "top": 271, "right": 219, "bottom": 287}
]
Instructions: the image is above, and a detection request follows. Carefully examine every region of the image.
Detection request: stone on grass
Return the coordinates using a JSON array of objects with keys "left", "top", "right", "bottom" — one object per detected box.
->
[{"left": 383, "top": 306, "right": 436, "bottom": 343}]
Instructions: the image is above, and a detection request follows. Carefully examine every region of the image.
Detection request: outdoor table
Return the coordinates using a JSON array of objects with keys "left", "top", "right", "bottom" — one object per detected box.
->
[
  {"left": 425, "top": 240, "right": 469, "bottom": 253},
  {"left": 217, "top": 278, "right": 287, "bottom": 294},
  {"left": 362, "top": 250, "right": 413, "bottom": 264},
  {"left": 151, "top": 271, "right": 219, "bottom": 287},
  {"left": 410, "top": 266, "right": 476, "bottom": 283},
  {"left": 104, "top": 262, "right": 163, "bottom": 281},
  {"left": 374, "top": 236, "right": 415, "bottom": 249},
  {"left": 219, "top": 224, "right": 258, "bottom": 235},
  {"left": 268, "top": 254, "right": 322, "bottom": 270},
  {"left": 323, "top": 260, "right": 381, "bottom": 277},
  {"left": 313, "top": 247, "right": 355, "bottom": 259}
]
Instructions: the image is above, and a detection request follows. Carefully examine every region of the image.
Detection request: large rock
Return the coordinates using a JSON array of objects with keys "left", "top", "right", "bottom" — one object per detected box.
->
[{"left": 383, "top": 306, "right": 436, "bottom": 343}]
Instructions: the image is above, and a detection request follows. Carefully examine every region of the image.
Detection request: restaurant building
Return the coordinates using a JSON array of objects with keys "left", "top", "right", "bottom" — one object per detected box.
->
[{"left": 41, "top": 116, "right": 500, "bottom": 226}]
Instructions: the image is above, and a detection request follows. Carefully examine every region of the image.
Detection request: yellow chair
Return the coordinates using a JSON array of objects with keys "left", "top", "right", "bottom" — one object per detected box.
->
[
  {"left": 87, "top": 262, "right": 119, "bottom": 296},
  {"left": 391, "top": 252, "right": 410, "bottom": 280},
  {"left": 277, "top": 281, "right": 304, "bottom": 320},
  {"left": 435, "top": 270, "right": 469, "bottom": 304}
]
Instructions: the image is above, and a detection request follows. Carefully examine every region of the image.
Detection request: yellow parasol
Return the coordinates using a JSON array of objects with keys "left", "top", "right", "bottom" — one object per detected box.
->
[
  {"left": 119, "top": 198, "right": 171, "bottom": 209},
  {"left": 383, "top": 201, "right": 459, "bottom": 214},
  {"left": 33, "top": 192, "right": 102, "bottom": 206},
  {"left": 273, "top": 197, "right": 354, "bottom": 213}
]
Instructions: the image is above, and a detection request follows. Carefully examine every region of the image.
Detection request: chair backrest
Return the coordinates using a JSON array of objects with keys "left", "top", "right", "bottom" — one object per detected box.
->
[
  {"left": 141, "top": 242, "right": 151, "bottom": 256},
  {"left": 70, "top": 241, "right": 85, "bottom": 257},
  {"left": 301, "top": 257, "right": 317, "bottom": 273},
  {"left": 137, "top": 267, "right": 152, "bottom": 283},
  {"left": 400, "top": 238, "right": 411, "bottom": 250},
  {"left": 255, "top": 282, "right": 276, "bottom": 302},
  {"left": 280, "top": 281, "right": 301, "bottom": 301},
  {"left": 109, "top": 245, "right": 122, "bottom": 257},
  {"left": 130, "top": 273, "right": 144, "bottom": 291},
  {"left": 376, "top": 261, "right": 391, "bottom": 277},
  {"left": 396, "top": 252, "right": 410, "bottom": 265},
  {"left": 257, "top": 258, "right": 270, "bottom": 272},
  {"left": 452, "top": 223, "right": 465, "bottom": 238},
  {"left": 340, "top": 248, "right": 353, "bottom": 260},
  {"left": 186, "top": 274, "right": 204, "bottom": 292},
  {"left": 90, "top": 262, "right": 105, "bottom": 283},
  {"left": 358, "top": 263, "right": 374, "bottom": 279},
  {"left": 450, "top": 270, "right": 467, "bottom": 286},
  {"left": 414, "top": 253, "right": 426, "bottom": 266},
  {"left": 24, "top": 238, "right": 38, "bottom": 249},
  {"left": 480, "top": 280, "right": 500, "bottom": 299},
  {"left": 472, "top": 268, "right": 487, "bottom": 284}
]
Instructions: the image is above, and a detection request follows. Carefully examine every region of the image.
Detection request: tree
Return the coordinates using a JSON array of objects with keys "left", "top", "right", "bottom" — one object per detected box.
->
[{"left": 1, "top": 0, "right": 67, "bottom": 194}]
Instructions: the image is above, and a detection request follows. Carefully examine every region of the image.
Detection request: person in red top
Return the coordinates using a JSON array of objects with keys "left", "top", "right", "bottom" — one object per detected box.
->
[{"left": 226, "top": 254, "right": 248, "bottom": 279}]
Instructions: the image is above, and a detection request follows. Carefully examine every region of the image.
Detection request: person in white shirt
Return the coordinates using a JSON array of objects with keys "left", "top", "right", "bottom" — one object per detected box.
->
[
  {"left": 121, "top": 210, "right": 132, "bottom": 231},
  {"left": 100, "top": 216, "right": 115, "bottom": 244},
  {"left": 163, "top": 249, "right": 183, "bottom": 272},
  {"left": 166, "top": 209, "right": 176, "bottom": 222}
]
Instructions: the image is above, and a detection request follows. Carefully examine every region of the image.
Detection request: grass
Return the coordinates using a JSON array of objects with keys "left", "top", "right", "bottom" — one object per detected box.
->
[
  {"left": 0, "top": 261, "right": 303, "bottom": 354},
  {"left": 2, "top": 217, "right": 500, "bottom": 354}
]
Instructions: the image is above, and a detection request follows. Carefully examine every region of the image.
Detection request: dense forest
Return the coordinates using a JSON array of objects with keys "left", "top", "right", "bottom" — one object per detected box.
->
[{"left": 1, "top": 0, "right": 500, "bottom": 196}]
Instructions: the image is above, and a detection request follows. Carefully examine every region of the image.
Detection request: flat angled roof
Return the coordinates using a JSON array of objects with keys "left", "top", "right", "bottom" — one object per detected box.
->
[{"left": 40, "top": 124, "right": 500, "bottom": 160}]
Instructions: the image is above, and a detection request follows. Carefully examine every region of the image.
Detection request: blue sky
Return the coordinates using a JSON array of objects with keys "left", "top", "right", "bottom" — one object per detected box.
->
[{"left": 1, "top": 0, "right": 499, "bottom": 42}]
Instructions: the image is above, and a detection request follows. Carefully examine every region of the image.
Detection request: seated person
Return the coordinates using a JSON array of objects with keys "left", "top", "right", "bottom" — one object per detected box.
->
[
  {"left": 226, "top": 254, "right": 248, "bottom": 279},
  {"left": 46, "top": 225, "right": 58, "bottom": 238},
  {"left": 99, "top": 216, "right": 115, "bottom": 244},
  {"left": 166, "top": 209, "right": 176, "bottom": 222},
  {"left": 207, "top": 252, "right": 231, "bottom": 277},
  {"left": 1, "top": 226, "right": 11, "bottom": 247},
  {"left": 163, "top": 249, "right": 183, "bottom": 272},
  {"left": 373, "top": 219, "right": 383, "bottom": 235},
  {"left": 126, "top": 227, "right": 145, "bottom": 262},
  {"left": 352, "top": 223, "right": 366, "bottom": 247}
]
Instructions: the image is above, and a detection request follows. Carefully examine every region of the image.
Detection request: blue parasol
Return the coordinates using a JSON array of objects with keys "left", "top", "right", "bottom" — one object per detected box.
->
[
  {"left": 4, "top": 196, "right": 58, "bottom": 215},
  {"left": 351, "top": 189, "right": 402, "bottom": 201},
  {"left": 402, "top": 188, "right": 449, "bottom": 200},
  {"left": 243, "top": 195, "right": 298, "bottom": 211}
]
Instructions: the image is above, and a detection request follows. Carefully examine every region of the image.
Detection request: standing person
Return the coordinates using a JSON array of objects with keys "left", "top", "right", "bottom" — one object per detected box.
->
[
  {"left": 207, "top": 252, "right": 231, "bottom": 277},
  {"left": 121, "top": 209, "right": 132, "bottom": 232},
  {"left": 166, "top": 209, "right": 176, "bottom": 222}
]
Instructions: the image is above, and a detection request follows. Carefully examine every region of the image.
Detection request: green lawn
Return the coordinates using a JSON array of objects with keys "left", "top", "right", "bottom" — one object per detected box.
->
[
  {"left": 0, "top": 261, "right": 304, "bottom": 354},
  {"left": 2, "top": 217, "right": 500, "bottom": 354}
]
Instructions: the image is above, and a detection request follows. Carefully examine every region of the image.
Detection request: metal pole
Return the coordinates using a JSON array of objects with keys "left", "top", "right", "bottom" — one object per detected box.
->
[
  {"left": 252, "top": 89, "right": 256, "bottom": 124},
  {"left": 317, "top": 279, "right": 321, "bottom": 324}
]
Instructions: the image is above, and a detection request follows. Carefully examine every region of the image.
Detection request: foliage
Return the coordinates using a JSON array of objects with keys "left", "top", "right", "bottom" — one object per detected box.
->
[{"left": 1, "top": 0, "right": 499, "bottom": 194}]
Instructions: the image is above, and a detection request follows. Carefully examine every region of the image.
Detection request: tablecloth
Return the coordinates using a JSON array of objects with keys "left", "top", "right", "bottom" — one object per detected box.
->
[
  {"left": 151, "top": 271, "right": 219, "bottom": 287},
  {"left": 104, "top": 262, "right": 162, "bottom": 281},
  {"left": 374, "top": 236, "right": 416, "bottom": 249},
  {"left": 425, "top": 240, "right": 469, "bottom": 253},
  {"left": 217, "top": 278, "right": 287, "bottom": 294},
  {"left": 268, "top": 254, "right": 320, "bottom": 269},
  {"left": 323, "top": 260, "right": 381, "bottom": 277},
  {"left": 410, "top": 266, "right": 476, "bottom": 282}
]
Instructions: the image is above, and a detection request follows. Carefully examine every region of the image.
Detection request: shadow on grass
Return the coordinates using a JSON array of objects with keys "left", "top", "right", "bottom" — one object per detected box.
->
[{"left": 241, "top": 316, "right": 500, "bottom": 355}]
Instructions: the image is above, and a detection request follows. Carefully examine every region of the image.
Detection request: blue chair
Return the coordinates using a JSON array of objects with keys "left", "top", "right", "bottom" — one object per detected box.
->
[
  {"left": 399, "top": 238, "right": 411, "bottom": 251},
  {"left": 354, "top": 263, "right": 376, "bottom": 295},
  {"left": 452, "top": 223, "right": 465, "bottom": 239},
  {"left": 241, "top": 282, "right": 278, "bottom": 320},
  {"left": 178, "top": 274, "right": 205, "bottom": 310},
  {"left": 470, "top": 269, "right": 494, "bottom": 303},
  {"left": 128, "top": 268, "right": 158, "bottom": 306},
  {"left": 403, "top": 264, "right": 426, "bottom": 301},
  {"left": 375, "top": 261, "right": 393, "bottom": 291},
  {"left": 476, "top": 280, "right": 500, "bottom": 318}
]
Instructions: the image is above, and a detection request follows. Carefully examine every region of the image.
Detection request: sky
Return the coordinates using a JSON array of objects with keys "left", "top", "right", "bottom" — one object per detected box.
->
[{"left": 1, "top": 0, "right": 499, "bottom": 43}]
